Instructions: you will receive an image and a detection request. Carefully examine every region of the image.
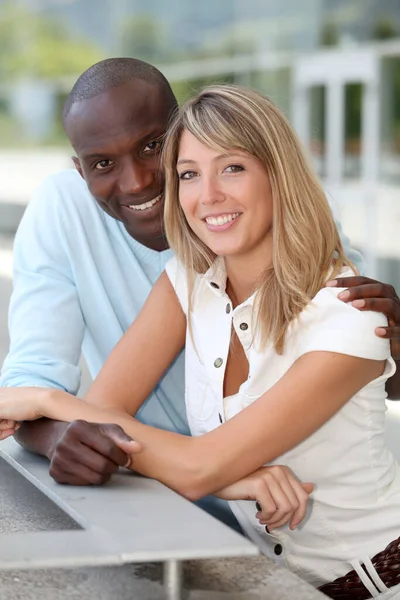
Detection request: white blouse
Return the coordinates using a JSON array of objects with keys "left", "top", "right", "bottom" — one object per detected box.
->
[{"left": 165, "top": 256, "right": 399, "bottom": 587}]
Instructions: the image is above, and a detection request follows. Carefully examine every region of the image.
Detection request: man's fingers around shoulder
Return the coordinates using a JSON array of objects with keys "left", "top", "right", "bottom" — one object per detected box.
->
[{"left": 327, "top": 276, "right": 373, "bottom": 289}]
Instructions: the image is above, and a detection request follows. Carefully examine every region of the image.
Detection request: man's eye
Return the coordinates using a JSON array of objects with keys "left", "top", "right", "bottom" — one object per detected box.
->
[
  {"left": 143, "top": 140, "right": 162, "bottom": 154},
  {"left": 225, "top": 164, "right": 244, "bottom": 173},
  {"left": 95, "top": 160, "right": 113, "bottom": 170},
  {"left": 178, "top": 170, "right": 197, "bottom": 180}
]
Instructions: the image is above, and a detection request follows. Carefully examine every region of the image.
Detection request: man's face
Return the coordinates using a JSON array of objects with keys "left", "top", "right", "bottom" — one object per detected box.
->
[{"left": 65, "top": 79, "right": 176, "bottom": 251}]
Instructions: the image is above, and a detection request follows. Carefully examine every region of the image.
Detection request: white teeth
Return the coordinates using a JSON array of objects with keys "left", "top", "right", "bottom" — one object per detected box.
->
[
  {"left": 128, "top": 195, "right": 162, "bottom": 211},
  {"left": 205, "top": 213, "right": 240, "bottom": 226}
]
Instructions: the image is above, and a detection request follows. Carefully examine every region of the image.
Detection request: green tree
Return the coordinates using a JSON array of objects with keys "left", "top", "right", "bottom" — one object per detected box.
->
[
  {"left": 0, "top": 2, "right": 102, "bottom": 81},
  {"left": 120, "top": 14, "right": 170, "bottom": 63},
  {"left": 320, "top": 21, "right": 339, "bottom": 47},
  {"left": 371, "top": 19, "right": 398, "bottom": 41}
]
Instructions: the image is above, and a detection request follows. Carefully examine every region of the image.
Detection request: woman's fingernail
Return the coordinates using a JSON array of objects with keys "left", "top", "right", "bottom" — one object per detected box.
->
[
  {"left": 326, "top": 280, "right": 337, "bottom": 287},
  {"left": 352, "top": 299, "right": 365, "bottom": 308},
  {"left": 338, "top": 290, "right": 350, "bottom": 301}
]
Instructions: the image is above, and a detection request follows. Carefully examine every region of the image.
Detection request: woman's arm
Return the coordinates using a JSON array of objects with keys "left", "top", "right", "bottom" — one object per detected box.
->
[
  {"left": 0, "top": 351, "right": 384, "bottom": 501},
  {"left": 128, "top": 352, "right": 384, "bottom": 499}
]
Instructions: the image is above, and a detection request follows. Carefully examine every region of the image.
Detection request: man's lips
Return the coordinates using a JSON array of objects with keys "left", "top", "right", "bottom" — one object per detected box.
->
[{"left": 122, "top": 194, "right": 163, "bottom": 212}]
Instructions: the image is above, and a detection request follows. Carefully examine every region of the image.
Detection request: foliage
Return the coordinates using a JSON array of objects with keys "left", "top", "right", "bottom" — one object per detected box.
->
[
  {"left": 120, "top": 13, "right": 171, "bottom": 63},
  {"left": 320, "top": 21, "right": 339, "bottom": 47},
  {"left": 371, "top": 19, "right": 398, "bottom": 41},
  {"left": 0, "top": 2, "right": 102, "bottom": 80}
]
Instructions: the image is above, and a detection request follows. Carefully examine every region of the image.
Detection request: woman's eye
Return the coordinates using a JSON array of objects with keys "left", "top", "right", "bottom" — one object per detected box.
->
[
  {"left": 179, "top": 170, "right": 197, "bottom": 180},
  {"left": 225, "top": 164, "right": 243, "bottom": 173},
  {"left": 143, "top": 140, "right": 162, "bottom": 154},
  {"left": 95, "top": 160, "right": 113, "bottom": 170}
]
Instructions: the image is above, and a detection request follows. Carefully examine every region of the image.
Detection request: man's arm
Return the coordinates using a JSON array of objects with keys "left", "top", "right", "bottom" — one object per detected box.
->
[
  {"left": 1, "top": 176, "right": 131, "bottom": 481},
  {"left": 327, "top": 276, "right": 400, "bottom": 399}
]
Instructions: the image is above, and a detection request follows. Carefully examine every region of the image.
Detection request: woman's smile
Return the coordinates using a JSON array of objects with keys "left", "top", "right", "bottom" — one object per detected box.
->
[{"left": 203, "top": 212, "right": 242, "bottom": 231}]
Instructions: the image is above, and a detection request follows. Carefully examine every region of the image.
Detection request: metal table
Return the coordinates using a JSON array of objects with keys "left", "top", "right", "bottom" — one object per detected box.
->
[{"left": 0, "top": 438, "right": 258, "bottom": 599}]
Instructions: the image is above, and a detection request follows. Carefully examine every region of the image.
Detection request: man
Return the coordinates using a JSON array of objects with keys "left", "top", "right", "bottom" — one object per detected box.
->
[{"left": 1, "top": 58, "right": 399, "bottom": 526}]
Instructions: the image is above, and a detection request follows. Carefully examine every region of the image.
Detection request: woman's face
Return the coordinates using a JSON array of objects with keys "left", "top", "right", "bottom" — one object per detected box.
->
[{"left": 177, "top": 129, "right": 273, "bottom": 263}]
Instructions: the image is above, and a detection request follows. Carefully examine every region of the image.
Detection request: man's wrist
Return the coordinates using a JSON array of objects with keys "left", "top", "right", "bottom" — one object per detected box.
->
[{"left": 45, "top": 419, "right": 68, "bottom": 460}]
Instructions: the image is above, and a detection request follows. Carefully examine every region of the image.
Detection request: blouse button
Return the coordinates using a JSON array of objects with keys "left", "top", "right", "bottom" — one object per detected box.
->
[
  {"left": 239, "top": 323, "right": 248, "bottom": 331},
  {"left": 214, "top": 358, "right": 223, "bottom": 368},
  {"left": 210, "top": 282, "right": 219, "bottom": 289},
  {"left": 226, "top": 304, "right": 231, "bottom": 314},
  {"left": 274, "top": 544, "right": 283, "bottom": 556}
]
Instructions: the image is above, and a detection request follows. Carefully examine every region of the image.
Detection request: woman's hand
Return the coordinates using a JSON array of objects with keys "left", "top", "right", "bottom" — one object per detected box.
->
[
  {"left": 216, "top": 465, "right": 314, "bottom": 531},
  {"left": 0, "top": 419, "right": 21, "bottom": 441},
  {"left": 0, "top": 387, "right": 51, "bottom": 440},
  {"left": 0, "top": 386, "right": 49, "bottom": 420}
]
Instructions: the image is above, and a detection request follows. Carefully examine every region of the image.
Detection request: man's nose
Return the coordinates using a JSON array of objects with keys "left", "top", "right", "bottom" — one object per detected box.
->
[{"left": 119, "top": 161, "right": 154, "bottom": 195}]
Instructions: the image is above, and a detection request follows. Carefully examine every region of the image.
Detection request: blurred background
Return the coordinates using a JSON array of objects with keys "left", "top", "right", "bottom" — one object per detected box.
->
[{"left": 0, "top": 0, "right": 399, "bottom": 360}]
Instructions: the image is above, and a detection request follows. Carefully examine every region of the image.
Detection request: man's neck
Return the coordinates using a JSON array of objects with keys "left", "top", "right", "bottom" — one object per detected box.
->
[{"left": 125, "top": 228, "right": 169, "bottom": 253}]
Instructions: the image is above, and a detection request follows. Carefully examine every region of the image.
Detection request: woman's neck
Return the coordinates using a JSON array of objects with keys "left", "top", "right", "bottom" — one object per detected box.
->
[{"left": 225, "top": 251, "right": 272, "bottom": 307}]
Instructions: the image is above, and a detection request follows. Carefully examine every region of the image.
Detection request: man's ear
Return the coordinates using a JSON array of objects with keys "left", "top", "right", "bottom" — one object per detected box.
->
[{"left": 72, "top": 156, "right": 85, "bottom": 180}]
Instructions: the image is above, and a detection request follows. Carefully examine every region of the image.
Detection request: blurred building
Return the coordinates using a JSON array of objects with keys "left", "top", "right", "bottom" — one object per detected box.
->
[{"left": 0, "top": 0, "right": 399, "bottom": 282}]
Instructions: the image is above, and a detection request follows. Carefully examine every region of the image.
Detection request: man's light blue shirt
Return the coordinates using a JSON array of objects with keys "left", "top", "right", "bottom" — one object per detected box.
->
[{"left": 1, "top": 170, "right": 190, "bottom": 434}]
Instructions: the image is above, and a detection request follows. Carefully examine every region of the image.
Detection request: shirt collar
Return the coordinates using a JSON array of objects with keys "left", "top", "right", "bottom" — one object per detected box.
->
[
  {"left": 200, "top": 257, "right": 228, "bottom": 297},
  {"left": 200, "top": 258, "right": 256, "bottom": 308}
]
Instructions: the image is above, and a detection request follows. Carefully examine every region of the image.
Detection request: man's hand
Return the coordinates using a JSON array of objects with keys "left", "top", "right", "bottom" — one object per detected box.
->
[
  {"left": 327, "top": 276, "right": 400, "bottom": 355},
  {"left": 48, "top": 420, "right": 137, "bottom": 485}
]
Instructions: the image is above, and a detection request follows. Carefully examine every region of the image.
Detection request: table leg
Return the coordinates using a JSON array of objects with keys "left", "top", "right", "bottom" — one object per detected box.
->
[{"left": 163, "top": 560, "right": 184, "bottom": 600}]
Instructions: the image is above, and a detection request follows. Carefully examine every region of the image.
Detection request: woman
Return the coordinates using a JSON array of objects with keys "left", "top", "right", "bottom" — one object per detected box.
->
[{"left": 0, "top": 85, "right": 399, "bottom": 599}]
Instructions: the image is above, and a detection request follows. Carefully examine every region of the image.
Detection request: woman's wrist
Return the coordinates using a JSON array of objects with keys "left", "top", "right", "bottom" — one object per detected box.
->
[{"left": 37, "top": 387, "right": 69, "bottom": 420}]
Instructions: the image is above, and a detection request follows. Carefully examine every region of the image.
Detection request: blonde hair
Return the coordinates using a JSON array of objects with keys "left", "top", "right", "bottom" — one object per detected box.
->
[{"left": 163, "top": 84, "right": 355, "bottom": 353}]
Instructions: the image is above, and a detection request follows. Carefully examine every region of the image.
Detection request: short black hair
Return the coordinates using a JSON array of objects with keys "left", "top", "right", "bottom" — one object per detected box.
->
[{"left": 62, "top": 57, "right": 176, "bottom": 126}]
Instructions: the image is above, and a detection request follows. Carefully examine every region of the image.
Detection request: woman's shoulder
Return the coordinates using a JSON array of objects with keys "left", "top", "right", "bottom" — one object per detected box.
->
[
  {"left": 293, "top": 268, "right": 390, "bottom": 361},
  {"left": 165, "top": 256, "right": 211, "bottom": 315}
]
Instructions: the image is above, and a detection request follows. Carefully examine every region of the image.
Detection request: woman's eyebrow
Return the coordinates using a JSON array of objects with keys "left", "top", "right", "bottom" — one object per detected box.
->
[
  {"left": 177, "top": 159, "right": 196, "bottom": 166},
  {"left": 177, "top": 152, "right": 245, "bottom": 166}
]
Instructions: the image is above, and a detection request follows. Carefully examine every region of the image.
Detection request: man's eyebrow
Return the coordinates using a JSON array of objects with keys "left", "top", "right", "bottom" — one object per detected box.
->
[
  {"left": 81, "top": 130, "right": 166, "bottom": 161},
  {"left": 83, "top": 153, "right": 110, "bottom": 160}
]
